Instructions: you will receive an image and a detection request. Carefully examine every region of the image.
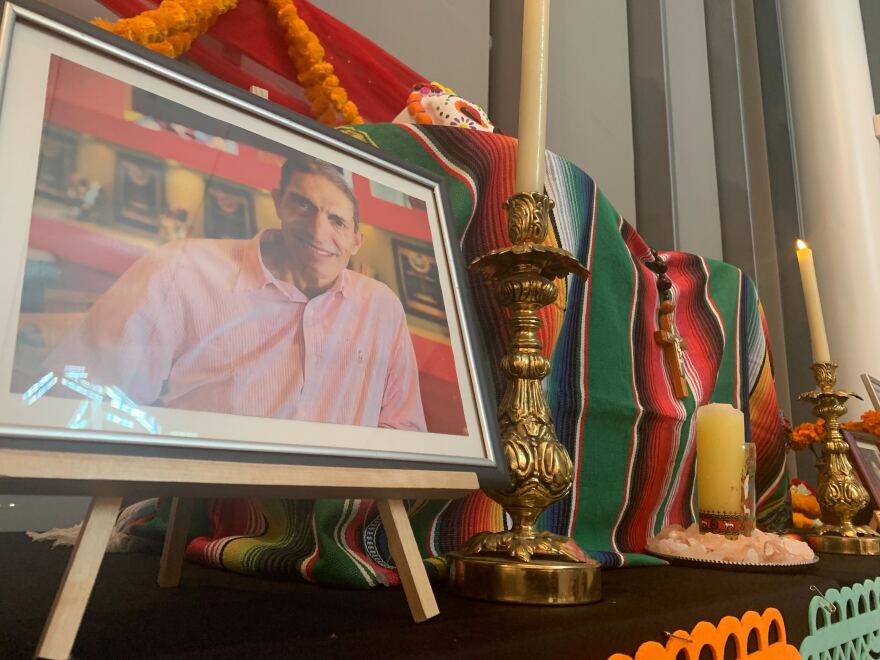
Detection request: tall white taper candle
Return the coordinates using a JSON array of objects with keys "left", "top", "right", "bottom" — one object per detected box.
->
[
  {"left": 795, "top": 240, "right": 832, "bottom": 364},
  {"left": 515, "top": 0, "right": 550, "bottom": 194}
]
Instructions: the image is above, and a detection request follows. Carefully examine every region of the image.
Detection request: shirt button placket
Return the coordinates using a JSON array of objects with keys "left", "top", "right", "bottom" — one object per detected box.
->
[{"left": 302, "top": 301, "right": 322, "bottom": 413}]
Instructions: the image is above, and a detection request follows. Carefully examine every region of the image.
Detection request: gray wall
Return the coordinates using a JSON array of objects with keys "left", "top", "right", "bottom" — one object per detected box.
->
[
  {"left": 752, "top": 0, "right": 821, "bottom": 483},
  {"left": 664, "top": 0, "right": 723, "bottom": 260},
  {"left": 626, "top": 0, "right": 726, "bottom": 259},
  {"left": 490, "top": 0, "right": 636, "bottom": 223},
  {"left": 704, "top": 0, "right": 791, "bottom": 415}
]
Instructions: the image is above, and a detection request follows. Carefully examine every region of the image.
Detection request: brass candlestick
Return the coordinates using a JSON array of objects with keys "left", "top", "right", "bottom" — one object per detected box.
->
[
  {"left": 447, "top": 192, "right": 601, "bottom": 605},
  {"left": 799, "top": 362, "right": 880, "bottom": 555}
]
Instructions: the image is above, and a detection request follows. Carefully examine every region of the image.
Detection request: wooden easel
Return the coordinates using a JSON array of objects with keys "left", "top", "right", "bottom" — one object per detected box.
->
[{"left": 0, "top": 446, "right": 478, "bottom": 660}]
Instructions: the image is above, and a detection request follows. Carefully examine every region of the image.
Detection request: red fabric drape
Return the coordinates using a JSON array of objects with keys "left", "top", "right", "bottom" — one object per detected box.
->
[{"left": 96, "top": 0, "right": 424, "bottom": 123}]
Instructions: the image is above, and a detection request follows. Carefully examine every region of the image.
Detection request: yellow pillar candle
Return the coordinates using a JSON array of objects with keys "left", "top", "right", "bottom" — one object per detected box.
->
[
  {"left": 795, "top": 240, "right": 831, "bottom": 363},
  {"left": 515, "top": 0, "right": 550, "bottom": 193},
  {"left": 696, "top": 403, "right": 745, "bottom": 516}
]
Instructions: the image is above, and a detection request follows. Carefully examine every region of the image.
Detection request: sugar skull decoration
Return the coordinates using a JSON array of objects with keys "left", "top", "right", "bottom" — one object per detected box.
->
[{"left": 393, "top": 82, "right": 498, "bottom": 132}]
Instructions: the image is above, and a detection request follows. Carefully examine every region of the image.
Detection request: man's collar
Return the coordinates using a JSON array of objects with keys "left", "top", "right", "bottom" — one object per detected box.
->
[
  {"left": 232, "top": 229, "right": 281, "bottom": 294},
  {"left": 233, "top": 228, "right": 351, "bottom": 301},
  {"left": 325, "top": 267, "right": 352, "bottom": 299}
]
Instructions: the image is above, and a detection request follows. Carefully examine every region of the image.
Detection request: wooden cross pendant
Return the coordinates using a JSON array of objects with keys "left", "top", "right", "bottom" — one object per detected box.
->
[{"left": 655, "top": 299, "right": 689, "bottom": 399}]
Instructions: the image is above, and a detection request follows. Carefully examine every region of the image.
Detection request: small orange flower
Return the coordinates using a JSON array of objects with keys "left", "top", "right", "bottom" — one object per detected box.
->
[{"left": 789, "top": 419, "right": 825, "bottom": 451}]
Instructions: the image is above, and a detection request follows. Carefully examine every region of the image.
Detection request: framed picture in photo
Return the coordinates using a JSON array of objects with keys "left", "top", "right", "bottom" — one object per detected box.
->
[
  {"left": 392, "top": 238, "right": 446, "bottom": 323},
  {"left": 0, "top": 1, "right": 502, "bottom": 483},
  {"left": 861, "top": 373, "right": 880, "bottom": 410},
  {"left": 843, "top": 429, "right": 880, "bottom": 512},
  {"left": 34, "top": 127, "right": 76, "bottom": 200},
  {"left": 114, "top": 152, "right": 166, "bottom": 233},
  {"left": 203, "top": 179, "right": 256, "bottom": 240}
]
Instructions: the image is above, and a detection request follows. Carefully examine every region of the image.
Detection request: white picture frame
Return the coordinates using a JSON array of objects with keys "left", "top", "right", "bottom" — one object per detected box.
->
[
  {"left": 861, "top": 373, "right": 880, "bottom": 410},
  {"left": 0, "top": 0, "right": 503, "bottom": 482}
]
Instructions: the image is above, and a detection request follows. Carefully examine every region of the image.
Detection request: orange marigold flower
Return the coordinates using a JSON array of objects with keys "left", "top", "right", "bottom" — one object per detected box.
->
[
  {"left": 328, "top": 87, "right": 348, "bottom": 105},
  {"left": 310, "top": 96, "right": 332, "bottom": 116},
  {"left": 342, "top": 101, "right": 363, "bottom": 125},
  {"left": 147, "top": 41, "right": 176, "bottom": 57},
  {"left": 276, "top": 6, "right": 296, "bottom": 24},
  {"left": 862, "top": 410, "right": 880, "bottom": 436},
  {"left": 789, "top": 419, "right": 825, "bottom": 451},
  {"left": 291, "top": 20, "right": 309, "bottom": 38},
  {"left": 317, "top": 108, "right": 335, "bottom": 124}
]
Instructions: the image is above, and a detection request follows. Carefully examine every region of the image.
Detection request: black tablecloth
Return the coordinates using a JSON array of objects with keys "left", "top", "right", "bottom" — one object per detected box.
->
[{"left": 1, "top": 532, "right": 877, "bottom": 659}]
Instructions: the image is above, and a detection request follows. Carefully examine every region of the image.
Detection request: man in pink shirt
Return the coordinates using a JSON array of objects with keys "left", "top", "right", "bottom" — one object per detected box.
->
[{"left": 49, "top": 152, "right": 427, "bottom": 431}]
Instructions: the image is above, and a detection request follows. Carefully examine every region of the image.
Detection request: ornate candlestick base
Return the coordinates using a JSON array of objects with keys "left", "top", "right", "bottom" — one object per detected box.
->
[
  {"left": 799, "top": 362, "right": 880, "bottom": 555},
  {"left": 447, "top": 192, "right": 601, "bottom": 605},
  {"left": 447, "top": 552, "right": 601, "bottom": 605}
]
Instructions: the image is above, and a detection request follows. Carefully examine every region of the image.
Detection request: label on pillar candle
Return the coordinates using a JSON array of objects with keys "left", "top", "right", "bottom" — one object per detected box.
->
[{"left": 698, "top": 512, "right": 750, "bottom": 536}]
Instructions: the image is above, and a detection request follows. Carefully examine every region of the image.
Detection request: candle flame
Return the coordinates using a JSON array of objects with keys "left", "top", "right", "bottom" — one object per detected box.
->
[{"left": 796, "top": 239, "right": 808, "bottom": 250}]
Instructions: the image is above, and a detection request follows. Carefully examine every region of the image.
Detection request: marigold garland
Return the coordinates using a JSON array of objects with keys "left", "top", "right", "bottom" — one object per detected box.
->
[
  {"left": 841, "top": 409, "right": 880, "bottom": 436},
  {"left": 266, "top": 0, "right": 363, "bottom": 126},
  {"left": 92, "top": 0, "right": 238, "bottom": 58},
  {"left": 92, "top": 0, "right": 363, "bottom": 128}
]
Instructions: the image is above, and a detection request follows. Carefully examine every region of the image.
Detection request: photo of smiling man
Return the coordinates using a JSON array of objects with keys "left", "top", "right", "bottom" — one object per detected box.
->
[
  {"left": 12, "top": 57, "right": 476, "bottom": 439},
  {"left": 45, "top": 150, "right": 427, "bottom": 432}
]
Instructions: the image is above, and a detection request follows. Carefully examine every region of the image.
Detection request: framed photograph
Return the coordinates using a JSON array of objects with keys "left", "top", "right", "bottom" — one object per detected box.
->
[
  {"left": 203, "top": 179, "right": 256, "bottom": 240},
  {"left": 34, "top": 127, "right": 76, "bottom": 200},
  {"left": 114, "top": 152, "right": 166, "bottom": 233},
  {"left": 861, "top": 373, "right": 880, "bottom": 410},
  {"left": 392, "top": 238, "right": 446, "bottom": 323},
  {"left": 0, "top": 1, "right": 502, "bottom": 483},
  {"left": 843, "top": 429, "right": 880, "bottom": 512}
]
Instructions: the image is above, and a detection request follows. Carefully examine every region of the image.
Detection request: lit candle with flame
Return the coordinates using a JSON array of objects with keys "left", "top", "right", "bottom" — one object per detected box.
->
[{"left": 795, "top": 240, "right": 831, "bottom": 363}]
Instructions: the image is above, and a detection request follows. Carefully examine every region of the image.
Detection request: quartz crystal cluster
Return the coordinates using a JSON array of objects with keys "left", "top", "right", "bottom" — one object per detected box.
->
[{"left": 647, "top": 524, "right": 816, "bottom": 564}]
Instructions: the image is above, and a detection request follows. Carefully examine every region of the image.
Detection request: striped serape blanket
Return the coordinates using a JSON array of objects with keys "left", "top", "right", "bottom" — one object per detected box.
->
[{"left": 119, "top": 124, "right": 788, "bottom": 587}]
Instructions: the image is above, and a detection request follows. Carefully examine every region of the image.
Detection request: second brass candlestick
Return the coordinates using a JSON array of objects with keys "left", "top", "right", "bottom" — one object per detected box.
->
[
  {"left": 447, "top": 191, "right": 601, "bottom": 605},
  {"left": 800, "top": 362, "right": 880, "bottom": 555}
]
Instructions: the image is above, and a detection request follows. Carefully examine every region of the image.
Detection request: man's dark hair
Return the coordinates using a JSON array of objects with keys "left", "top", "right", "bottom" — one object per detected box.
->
[{"left": 279, "top": 151, "right": 360, "bottom": 230}]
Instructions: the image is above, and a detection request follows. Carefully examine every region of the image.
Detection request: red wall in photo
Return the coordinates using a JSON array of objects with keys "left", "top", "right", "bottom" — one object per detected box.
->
[{"left": 45, "top": 57, "right": 431, "bottom": 241}]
